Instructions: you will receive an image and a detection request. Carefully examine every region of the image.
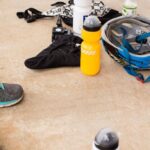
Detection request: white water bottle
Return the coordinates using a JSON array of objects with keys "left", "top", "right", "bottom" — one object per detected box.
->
[
  {"left": 73, "top": 0, "right": 92, "bottom": 36},
  {"left": 122, "top": 0, "right": 137, "bottom": 16}
]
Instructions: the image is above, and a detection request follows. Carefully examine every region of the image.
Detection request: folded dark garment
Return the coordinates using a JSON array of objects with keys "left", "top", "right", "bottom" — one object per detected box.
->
[
  {"left": 99, "top": 9, "right": 122, "bottom": 25},
  {"left": 25, "top": 35, "right": 82, "bottom": 69}
]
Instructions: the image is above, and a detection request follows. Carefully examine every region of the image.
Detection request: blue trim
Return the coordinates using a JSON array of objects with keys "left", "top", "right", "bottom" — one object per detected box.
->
[
  {"left": 122, "top": 38, "right": 141, "bottom": 53},
  {"left": 136, "top": 32, "right": 150, "bottom": 43},
  {"left": 0, "top": 83, "right": 4, "bottom": 90},
  {"left": 118, "top": 48, "right": 150, "bottom": 69},
  {"left": 124, "top": 65, "right": 150, "bottom": 83},
  {"left": 0, "top": 99, "right": 18, "bottom": 106}
]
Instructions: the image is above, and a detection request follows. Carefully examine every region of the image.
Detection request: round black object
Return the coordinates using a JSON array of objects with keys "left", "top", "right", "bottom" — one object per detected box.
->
[
  {"left": 61, "top": 16, "right": 73, "bottom": 27},
  {"left": 94, "top": 129, "right": 119, "bottom": 150}
]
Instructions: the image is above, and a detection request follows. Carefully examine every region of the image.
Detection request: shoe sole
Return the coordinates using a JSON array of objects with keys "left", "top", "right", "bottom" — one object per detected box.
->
[{"left": 0, "top": 95, "right": 24, "bottom": 108}]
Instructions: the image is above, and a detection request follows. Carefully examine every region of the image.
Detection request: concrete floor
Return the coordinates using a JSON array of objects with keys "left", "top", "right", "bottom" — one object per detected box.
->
[{"left": 0, "top": 0, "right": 150, "bottom": 150}]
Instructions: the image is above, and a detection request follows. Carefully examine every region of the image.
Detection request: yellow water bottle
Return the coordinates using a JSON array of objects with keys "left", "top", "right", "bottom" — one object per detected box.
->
[{"left": 80, "top": 15, "right": 101, "bottom": 76}]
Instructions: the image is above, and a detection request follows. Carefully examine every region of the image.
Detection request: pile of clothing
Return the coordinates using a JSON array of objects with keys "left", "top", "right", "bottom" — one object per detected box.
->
[
  {"left": 17, "top": 0, "right": 121, "bottom": 69},
  {"left": 17, "top": 0, "right": 150, "bottom": 83}
]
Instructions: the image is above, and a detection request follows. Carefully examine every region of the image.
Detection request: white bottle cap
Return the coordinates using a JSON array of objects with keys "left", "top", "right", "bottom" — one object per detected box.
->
[{"left": 74, "top": 0, "right": 92, "bottom": 7}]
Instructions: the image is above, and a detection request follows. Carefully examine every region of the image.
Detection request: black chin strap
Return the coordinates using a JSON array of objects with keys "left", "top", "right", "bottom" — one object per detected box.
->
[
  {"left": 16, "top": 8, "right": 46, "bottom": 23},
  {"left": 16, "top": 1, "right": 68, "bottom": 23}
]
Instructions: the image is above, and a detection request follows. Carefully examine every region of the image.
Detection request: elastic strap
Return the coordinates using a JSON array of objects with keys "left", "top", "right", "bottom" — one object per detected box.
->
[
  {"left": 16, "top": 1, "right": 69, "bottom": 23},
  {"left": 51, "top": 2, "right": 66, "bottom": 6},
  {"left": 136, "top": 32, "right": 150, "bottom": 43},
  {"left": 16, "top": 8, "right": 46, "bottom": 23},
  {"left": 122, "top": 32, "right": 150, "bottom": 53},
  {"left": 121, "top": 46, "right": 150, "bottom": 83},
  {"left": 120, "top": 31, "right": 150, "bottom": 83},
  {"left": 124, "top": 65, "right": 150, "bottom": 83},
  {"left": 122, "top": 38, "right": 141, "bottom": 53}
]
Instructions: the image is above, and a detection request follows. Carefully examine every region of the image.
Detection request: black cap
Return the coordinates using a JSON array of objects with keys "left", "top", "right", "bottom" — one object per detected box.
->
[
  {"left": 94, "top": 129, "right": 119, "bottom": 150},
  {"left": 83, "top": 15, "right": 101, "bottom": 32}
]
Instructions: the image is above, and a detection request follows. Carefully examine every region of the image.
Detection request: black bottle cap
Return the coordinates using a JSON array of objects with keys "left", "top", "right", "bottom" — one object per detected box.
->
[
  {"left": 83, "top": 15, "right": 101, "bottom": 32},
  {"left": 94, "top": 129, "right": 119, "bottom": 150}
]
